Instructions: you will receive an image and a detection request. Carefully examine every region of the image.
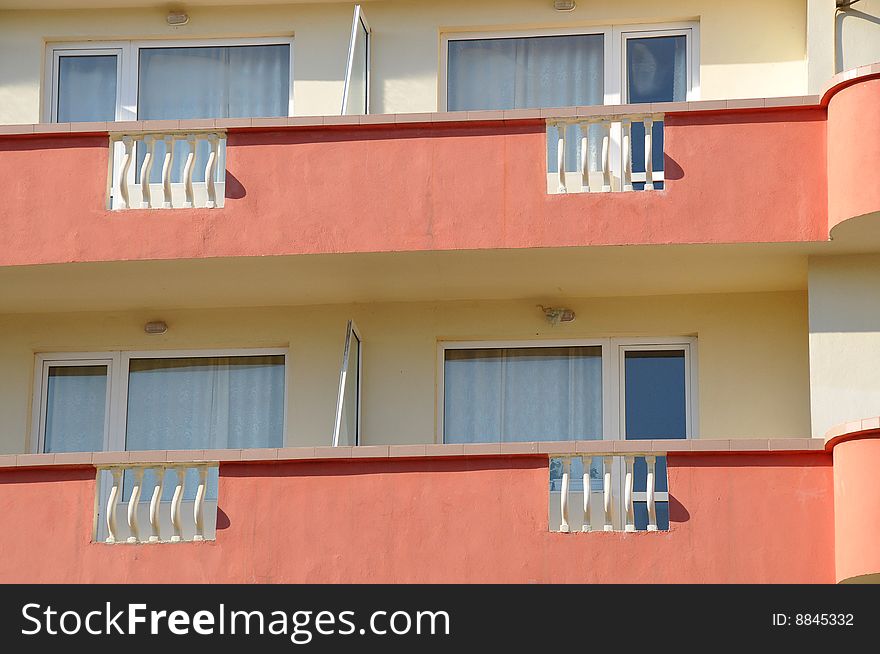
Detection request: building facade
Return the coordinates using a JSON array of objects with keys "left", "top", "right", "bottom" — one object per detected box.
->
[{"left": 0, "top": 0, "right": 879, "bottom": 583}]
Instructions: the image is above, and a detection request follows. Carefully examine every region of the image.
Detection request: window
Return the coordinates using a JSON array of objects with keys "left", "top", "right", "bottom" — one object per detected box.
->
[
  {"left": 51, "top": 49, "right": 122, "bottom": 122},
  {"left": 333, "top": 321, "right": 363, "bottom": 446},
  {"left": 44, "top": 38, "right": 294, "bottom": 124},
  {"left": 342, "top": 5, "right": 371, "bottom": 115},
  {"left": 442, "top": 23, "right": 698, "bottom": 110},
  {"left": 32, "top": 350, "right": 287, "bottom": 455},
  {"left": 442, "top": 23, "right": 698, "bottom": 180},
  {"left": 440, "top": 338, "right": 695, "bottom": 442},
  {"left": 443, "top": 346, "right": 602, "bottom": 443},
  {"left": 440, "top": 338, "right": 696, "bottom": 529}
]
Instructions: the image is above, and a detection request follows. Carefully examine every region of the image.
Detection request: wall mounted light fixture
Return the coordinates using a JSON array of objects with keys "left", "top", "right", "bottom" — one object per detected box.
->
[
  {"left": 144, "top": 320, "right": 168, "bottom": 335},
  {"left": 539, "top": 305, "right": 576, "bottom": 325},
  {"left": 166, "top": 11, "right": 189, "bottom": 26},
  {"left": 554, "top": 1, "right": 576, "bottom": 11}
]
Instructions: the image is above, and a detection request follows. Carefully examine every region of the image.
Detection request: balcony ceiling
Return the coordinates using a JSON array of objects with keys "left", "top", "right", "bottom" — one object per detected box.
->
[{"left": 0, "top": 243, "right": 817, "bottom": 314}]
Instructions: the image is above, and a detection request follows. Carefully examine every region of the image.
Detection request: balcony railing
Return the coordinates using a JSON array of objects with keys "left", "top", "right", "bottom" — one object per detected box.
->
[
  {"left": 97, "top": 462, "right": 219, "bottom": 544},
  {"left": 547, "top": 113, "right": 664, "bottom": 194},
  {"left": 550, "top": 452, "right": 667, "bottom": 533},
  {"left": 108, "top": 130, "right": 226, "bottom": 210}
]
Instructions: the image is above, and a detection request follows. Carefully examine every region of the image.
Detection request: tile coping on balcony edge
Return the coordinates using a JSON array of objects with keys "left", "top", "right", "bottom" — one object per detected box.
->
[
  {"left": 2, "top": 63, "right": 878, "bottom": 137},
  {"left": 0, "top": 438, "right": 838, "bottom": 469}
]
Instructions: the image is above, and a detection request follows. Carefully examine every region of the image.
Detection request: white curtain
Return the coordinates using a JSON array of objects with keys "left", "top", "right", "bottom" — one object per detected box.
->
[
  {"left": 137, "top": 44, "right": 290, "bottom": 182},
  {"left": 43, "top": 366, "right": 107, "bottom": 453},
  {"left": 56, "top": 55, "right": 118, "bottom": 122},
  {"left": 125, "top": 355, "right": 284, "bottom": 500},
  {"left": 447, "top": 34, "right": 604, "bottom": 174},
  {"left": 443, "top": 347, "right": 603, "bottom": 443}
]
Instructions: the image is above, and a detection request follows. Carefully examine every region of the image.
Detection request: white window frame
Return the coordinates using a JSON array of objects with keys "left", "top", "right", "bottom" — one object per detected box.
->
[
  {"left": 436, "top": 336, "right": 697, "bottom": 444},
  {"left": 44, "top": 37, "right": 295, "bottom": 123},
  {"left": 341, "top": 4, "right": 372, "bottom": 115},
  {"left": 45, "top": 45, "right": 128, "bottom": 122},
  {"left": 439, "top": 21, "right": 699, "bottom": 111},
  {"left": 332, "top": 320, "right": 363, "bottom": 446},
  {"left": 31, "top": 348, "right": 289, "bottom": 454}
]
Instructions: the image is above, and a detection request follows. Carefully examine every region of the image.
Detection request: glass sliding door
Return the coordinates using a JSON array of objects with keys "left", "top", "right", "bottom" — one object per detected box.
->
[
  {"left": 443, "top": 345, "right": 603, "bottom": 442},
  {"left": 624, "top": 32, "right": 688, "bottom": 189},
  {"left": 622, "top": 346, "right": 690, "bottom": 530},
  {"left": 446, "top": 33, "right": 605, "bottom": 173},
  {"left": 136, "top": 43, "right": 291, "bottom": 183}
]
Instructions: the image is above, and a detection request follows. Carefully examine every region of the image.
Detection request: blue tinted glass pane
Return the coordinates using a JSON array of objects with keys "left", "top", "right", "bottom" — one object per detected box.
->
[
  {"left": 634, "top": 501, "right": 670, "bottom": 530},
  {"left": 626, "top": 35, "right": 687, "bottom": 104},
  {"left": 123, "top": 466, "right": 219, "bottom": 502},
  {"left": 624, "top": 350, "right": 686, "bottom": 440},
  {"left": 549, "top": 456, "right": 604, "bottom": 492},
  {"left": 633, "top": 455, "right": 668, "bottom": 493},
  {"left": 44, "top": 366, "right": 107, "bottom": 453},
  {"left": 630, "top": 120, "right": 665, "bottom": 175},
  {"left": 57, "top": 55, "right": 117, "bottom": 122}
]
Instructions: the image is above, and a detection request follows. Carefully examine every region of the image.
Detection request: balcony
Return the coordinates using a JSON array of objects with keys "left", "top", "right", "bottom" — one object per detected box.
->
[
  {"left": 0, "top": 436, "right": 852, "bottom": 583},
  {"left": 0, "top": 92, "right": 844, "bottom": 270}
]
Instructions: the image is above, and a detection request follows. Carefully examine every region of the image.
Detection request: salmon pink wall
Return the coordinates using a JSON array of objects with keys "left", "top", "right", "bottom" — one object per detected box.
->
[
  {"left": 832, "top": 435, "right": 880, "bottom": 582},
  {"left": 827, "top": 76, "right": 880, "bottom": 232},
  {"left": 0, "top": 107, "right": 827, "bottom": 268},
  {"left": 0, "top": 453, "right": 835, "bottom": 583}
]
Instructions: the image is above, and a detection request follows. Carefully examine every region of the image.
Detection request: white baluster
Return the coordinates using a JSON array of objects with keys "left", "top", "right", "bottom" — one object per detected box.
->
[
  {"left": 622, "top": 119, "right": 633, "bottom": 192},
  {"left": 105, "top": 467, "right": 122, "bottom": 543},
  {"left": 602, "top": 456, "right": 613, "bottom": 531},
  {"left": 182, "top": 134, "right": 196, "bottom": 208},
  {"left": 161, "top": 135, "right": 175, "bottom": 208},
  {"left": 646, "top": 455, "right": 658, "bottom": 531},
  {"left": 170, "top": 467, "right": 185, "bottom": 542},
  {"left": 139, "top": 134, "right": 155, "bottom": 208},
  {"left": 193, "top": 465, "right": 208, "bottom": 541},
  {"left": 579, "top": 121, "right": 590, "bottom": 193},
  {"left": 204, "top": 134, "right": 219, "bottom": 209},
  {"left": 118, "top": 136, "right": 134, "bottom": 209},
  {"left": 559, "top": 457, "right": 571, "bottom": 532},
  {"left": 624, "top": 455, "right": 635, "bottom": 532},
  {"left": 644, "top": 117, "right": 655, "bottom": 191},
  {"left": 556, "top": 122, "right": 567, "bottom": 194},
  {"left": 126, "top": 467, "right": 144, "bottom": 543},
  {"left": 582, "top": 456, "right": 591, "bottom": 532},
  {"left": 148, "top": 465, "right": 164, "bottom": 543},
  {"left": 600, "top": 125, "right": 611, "bottom": 192}
]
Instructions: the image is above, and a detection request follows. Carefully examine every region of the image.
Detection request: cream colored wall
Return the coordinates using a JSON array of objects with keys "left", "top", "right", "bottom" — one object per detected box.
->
[
  {"left": 0, "top": 291, "right": 811, "bottom": 454},
  {"left": 0, "top": 0, "right": 808, "bottom": 125},
  {"left": 836, "top": 0, "right": 880, "bottom": 73},
  {"left": 809, "top": 255, "right": 880, "bottom": 437}
]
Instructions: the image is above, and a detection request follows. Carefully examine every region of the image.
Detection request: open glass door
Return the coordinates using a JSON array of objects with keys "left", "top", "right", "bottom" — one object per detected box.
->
[
  {"left": 332, "top": 320, "right": 362, "bottom": 446},
  {"left": 341, "top": 5, "right": 371, "bottom": 115}
]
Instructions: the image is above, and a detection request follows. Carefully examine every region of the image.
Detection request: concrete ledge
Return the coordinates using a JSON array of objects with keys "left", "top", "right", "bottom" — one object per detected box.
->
[
  {"left": 824, "top": 416, "right": 880, "bottom": 451},
  {"left": 0, "top": 438, "right": 827, "bottom": 470},
  {"left": 0, "top": 91, "right": 849, "bottom": 139}
]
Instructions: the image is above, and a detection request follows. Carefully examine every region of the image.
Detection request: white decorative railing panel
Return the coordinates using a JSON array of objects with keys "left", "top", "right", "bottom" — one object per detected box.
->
[
  {"left": 546, "top": 113, "right": 665, "bottom": 194},
  {"left": 107, "top": 131, "right": 226, "bottom": 210},
  {"left": 549, "top": 453, "right": 668, "bottom": 532},
  {"left": 96, "top": 463, "right": 219, "bottom": 544}
]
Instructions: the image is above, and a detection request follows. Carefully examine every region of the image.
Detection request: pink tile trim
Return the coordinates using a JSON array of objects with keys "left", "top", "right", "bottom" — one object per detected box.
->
[{"left": 0, "top": 438, "right": 832, "bottom": 471}]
